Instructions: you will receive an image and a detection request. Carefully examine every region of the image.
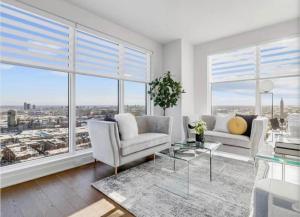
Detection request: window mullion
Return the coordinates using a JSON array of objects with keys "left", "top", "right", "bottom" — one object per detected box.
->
[
  {"left": 119, "top": 45, "right": 125, "bottom": 113},
  {"left": 255, "top": 46, "right": 261, "bottom": 115},
  {"left": 69, "top": 26, "right": 76, "bottom": 153}
]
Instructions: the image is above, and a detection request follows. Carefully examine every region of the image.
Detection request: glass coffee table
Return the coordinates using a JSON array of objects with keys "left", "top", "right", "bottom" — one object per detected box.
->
[{"left": 154, "top": 141, "right": 221, "bottom": 197}]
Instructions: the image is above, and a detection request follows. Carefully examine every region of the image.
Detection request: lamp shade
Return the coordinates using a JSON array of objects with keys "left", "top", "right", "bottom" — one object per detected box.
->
[{"left": 260, "top": 80, "right": 274, "bottom": 93}]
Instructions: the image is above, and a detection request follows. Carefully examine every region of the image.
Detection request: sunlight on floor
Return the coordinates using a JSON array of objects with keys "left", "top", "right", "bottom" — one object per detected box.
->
[
  {"left": 68, "top": 198, "right": 125, "bottom": 217},
  {"left": 108, "top": 192, "right": 127, "bottom": 203}
]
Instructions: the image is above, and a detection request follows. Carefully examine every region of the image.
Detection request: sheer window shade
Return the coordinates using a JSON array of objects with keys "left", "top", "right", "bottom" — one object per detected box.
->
[
  {"left": 0, "top": 3, "right": 71, "bottom": 70},
  {"left": 0, "top": 3, "right": 150, "bottom": 82},
  {"left": 210, "top": 47, "right": 256, "bottom": 82},
  {"left": 123, "top": 47, "right": 149, "bottom": 81},
  {"left": 259, "top": 37, "right": 300, "bottom": 78},
  {"left": 75, "top": 30, "right": 119, "bottom": 76}
]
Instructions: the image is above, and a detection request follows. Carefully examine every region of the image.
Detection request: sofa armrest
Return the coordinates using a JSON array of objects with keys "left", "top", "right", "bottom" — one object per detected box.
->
[
  {"left": 87, "top": 119, "right": 121, "bottom": 167},
  {"left": 135, "top": 116, "right": 173, "bottom": 135},
  {"left": 250, "top": 117, "right": 268, "bottom": 158}
]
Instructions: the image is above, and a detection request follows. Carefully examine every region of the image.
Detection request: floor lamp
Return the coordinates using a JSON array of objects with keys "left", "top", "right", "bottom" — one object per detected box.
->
[
  {"left": 260, "top": 80, "right": 275, "bottom": 141},
  {"left": 259, "top": 80, "right": 274, "bottom": 119}
]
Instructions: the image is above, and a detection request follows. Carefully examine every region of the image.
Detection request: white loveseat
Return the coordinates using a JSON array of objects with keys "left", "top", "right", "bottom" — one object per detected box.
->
[
  {"left": 88, "top": 116, "right": 172, "bottom": 174},
  {"left": 183, "top": 115, "right": 268, "bottom": 158}
]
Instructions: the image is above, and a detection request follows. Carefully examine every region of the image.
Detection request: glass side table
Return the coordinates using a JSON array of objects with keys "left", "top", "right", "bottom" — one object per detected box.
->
[{"left": 255, "top": 133, "right": 300, "bottom": 181}]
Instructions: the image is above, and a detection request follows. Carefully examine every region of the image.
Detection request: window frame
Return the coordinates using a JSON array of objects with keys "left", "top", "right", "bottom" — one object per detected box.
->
[
  {"left": 208, "top": 35, "right": 300, "bottom": 115},
  {"left": 0, "top": 1, "right": 151, "bottom": 169}
]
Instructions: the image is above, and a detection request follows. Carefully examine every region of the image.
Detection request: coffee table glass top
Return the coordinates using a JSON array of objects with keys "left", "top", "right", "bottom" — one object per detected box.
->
[{"left": 157, "top": 141, "right": 222, "bottom": 162}]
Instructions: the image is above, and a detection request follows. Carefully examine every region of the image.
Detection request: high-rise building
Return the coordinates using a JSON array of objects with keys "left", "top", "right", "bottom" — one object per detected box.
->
[
  {"left": 32, "top": 104, "right": 36, "bottom": 109},
  {"left": 24, "top": 102, "right": 31, "bottom": 110},
  {"left": 280, "top": 98, "right": 284, "bottom": 119},
  {"left": 7, "top": 110, "right": 17, "bottom": 127}
]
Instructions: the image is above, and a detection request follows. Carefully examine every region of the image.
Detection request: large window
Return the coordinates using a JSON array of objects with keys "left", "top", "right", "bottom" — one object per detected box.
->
[
  {"left": 209, "top": 37, "right": 300, "bottom": 117},
  {"left": 124, "top": 81, "right": 146, "bottom": 116},
  {"left": 0, "top": 2, "right": 150, "bottom": 167},
  {"left": 0, "top": 64, "right": 69, "bottom": 166},
  {"left": 211, "top": 81, "right": 256, "bottom": 115},
  {"left": 76, "top": 75, "right": 118, "bottom": 150}
]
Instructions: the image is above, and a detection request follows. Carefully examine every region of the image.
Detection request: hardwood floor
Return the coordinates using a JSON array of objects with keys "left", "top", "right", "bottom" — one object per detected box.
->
[{"left": 1, "top": 158, "right": 152, "bottom": 217}]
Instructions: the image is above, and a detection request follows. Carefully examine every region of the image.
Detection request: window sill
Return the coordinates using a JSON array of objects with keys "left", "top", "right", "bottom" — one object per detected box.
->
[{"left": 0, "top": 149, "right": 94, "bottom": 188}]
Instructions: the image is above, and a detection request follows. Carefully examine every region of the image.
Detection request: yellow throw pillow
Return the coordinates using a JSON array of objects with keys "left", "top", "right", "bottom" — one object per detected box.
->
[{"left": 228, "top": 117, "right": 247, "bottom": 135}]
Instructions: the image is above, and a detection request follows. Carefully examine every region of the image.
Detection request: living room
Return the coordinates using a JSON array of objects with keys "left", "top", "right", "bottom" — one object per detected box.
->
[{"left": 0, "top": 0, "right": 299, "bottom": 216}]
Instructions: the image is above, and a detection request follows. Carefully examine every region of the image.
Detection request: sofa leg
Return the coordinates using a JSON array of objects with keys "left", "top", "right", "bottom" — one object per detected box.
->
[{"left": 115, "top": 167, "right": 118, "bottom": 176}]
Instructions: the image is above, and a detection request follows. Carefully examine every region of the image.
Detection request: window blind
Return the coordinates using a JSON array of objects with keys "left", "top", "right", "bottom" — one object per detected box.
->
[
  {"left": 123, "top": 47, "right": 148, "bottom": 81},
  {"left": 259, "top": 37, "right": 300, "bottom": 77},
  {"left": 210, "top": 47, "right": 256, "bottom": 82},
  {"left": 0, "top": 2, "right": 70, "bottom": 70},
  {"left": 0, "top": 2, "right": 151, "bottom": 82},
  {"left": 75, "top": 30, "right": 119, "bottom": 76}
]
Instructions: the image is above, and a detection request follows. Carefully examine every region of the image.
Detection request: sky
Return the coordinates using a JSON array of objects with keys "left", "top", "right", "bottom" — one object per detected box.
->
[{"left": 0, "top": 64, "right": 146, "bottom": 106}]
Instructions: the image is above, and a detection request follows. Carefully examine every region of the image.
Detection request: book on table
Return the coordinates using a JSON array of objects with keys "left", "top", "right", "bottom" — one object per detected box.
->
[
  {"left": 274, "top": 147, "right": 300, "bottom": 157},
  {"left": 274, "top": 137, "right": 300, "bottom": 157},
  {"left": 275, "top": 137, "right": 300, "bottom": 150}
]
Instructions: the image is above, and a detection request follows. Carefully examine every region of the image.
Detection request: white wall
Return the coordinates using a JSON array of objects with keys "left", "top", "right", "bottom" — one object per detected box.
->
[
  {"left": 162, "top": 39, "right": 194, "bottom": 142},
  {"left": 5, "top": 0, "right": 163, "bottom": 81},
  {"left": 162, "top": 40, "right": 182, "bottom": 142},
  {"left": 181, "top": 40, "right": 195, "bottom": 116},
  {"left": 194, "top": 18, "right": 300, "bottom": 115}
]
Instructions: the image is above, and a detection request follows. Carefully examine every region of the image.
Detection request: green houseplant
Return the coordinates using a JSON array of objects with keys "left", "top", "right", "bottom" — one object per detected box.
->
[
  {"left": 148, "top": 71, "right": 184, "bottom": 116},
  {"left": 189, "top": 120, "right": 207, "bottom": 142}
]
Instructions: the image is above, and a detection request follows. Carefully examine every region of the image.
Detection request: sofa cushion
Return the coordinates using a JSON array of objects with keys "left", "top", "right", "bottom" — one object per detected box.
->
[
  {"left": 236, "top": 114, "right": 258, "bottom": 137},
  {"left": 204, "top": 130, "right": 250, "bottom": 148},
  {"left": 214, "top": 114, "right": 234, "bottom": 133},
  {"left": 115, "top": 113, "right": 138, "bottom": 140},
  {"left": 228, "top": 116, "right": 247, "bottom": 135},
  {"left": 121, "top": 133, "right": 170, "bottom": 156},
  {"left": 201, "top": 115, "right": 216, "bottom": 131}
]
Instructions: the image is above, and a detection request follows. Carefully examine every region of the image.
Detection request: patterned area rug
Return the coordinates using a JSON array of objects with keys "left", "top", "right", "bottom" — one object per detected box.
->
[{"left": 92, "top": 155, "right": 256, "bottom": 217}]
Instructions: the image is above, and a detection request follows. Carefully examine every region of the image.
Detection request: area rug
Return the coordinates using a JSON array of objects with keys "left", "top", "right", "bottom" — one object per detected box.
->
[{"left": 92, "top": 155, "right": 256, "bottom": 217}]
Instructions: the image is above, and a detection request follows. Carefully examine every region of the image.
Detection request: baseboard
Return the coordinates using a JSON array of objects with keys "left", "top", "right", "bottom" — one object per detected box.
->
[{"left": 0, "top": 151, "right": 94, "bottom": 188}]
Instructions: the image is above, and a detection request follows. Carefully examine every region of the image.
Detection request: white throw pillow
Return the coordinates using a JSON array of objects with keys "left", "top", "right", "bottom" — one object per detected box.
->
[
  {"left": 213, "top": 114, "right": 233, "bottom": 133},
  {"left": 115, "top": 113, "right": 138, "bottom": 140}
]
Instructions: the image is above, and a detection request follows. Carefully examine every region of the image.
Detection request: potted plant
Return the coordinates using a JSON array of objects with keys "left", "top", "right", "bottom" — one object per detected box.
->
[
  {"left": 189, "top": 120, "right": 207, "bottom": 143},
  {"left": 148, "top": 71, "right": 184, "bottom": 116}
]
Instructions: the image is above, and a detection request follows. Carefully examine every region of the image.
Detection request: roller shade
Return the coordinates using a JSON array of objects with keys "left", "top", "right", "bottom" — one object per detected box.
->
[
  {"left": 210, "top": 47, "right": 256, "bottom": 82},
  {"left": 123, "top": 47, "right": 149, "bottom": 81},
  {"left": 0, "top": 2, "right": 71, "bottom": 70},
  {"left": 75, "top": 30, "right": 119, "bottom": 77},
  {"left": 259, "top": 37, "right": 300, "bottom": 77},
  {"left": 0, "top": 2, "right": 151, "bottom": 82}
]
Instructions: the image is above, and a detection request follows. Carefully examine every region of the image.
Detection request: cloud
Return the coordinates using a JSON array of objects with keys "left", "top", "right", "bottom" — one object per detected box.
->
[{"left": 0, "top": 64, "right": 15, "bottom": 70}]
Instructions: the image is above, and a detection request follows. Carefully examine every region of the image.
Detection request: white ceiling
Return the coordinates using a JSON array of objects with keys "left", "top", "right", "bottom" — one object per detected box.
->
[{"left": 65, "top": 0, "right": 299, "bottom": 44}]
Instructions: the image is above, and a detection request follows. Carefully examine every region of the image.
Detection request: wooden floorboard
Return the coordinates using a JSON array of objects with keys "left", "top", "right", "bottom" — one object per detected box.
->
[{"left": 0, "top": 158, "right": 152, "bottom": 217}]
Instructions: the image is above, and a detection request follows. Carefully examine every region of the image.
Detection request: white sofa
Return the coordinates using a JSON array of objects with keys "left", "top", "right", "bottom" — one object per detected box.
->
[
  {"left": 88, "top": 116, "right": 172, "bottom": 174},
  {"left": 183, "top": 115, "right": 268, "bottom": 158}
]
